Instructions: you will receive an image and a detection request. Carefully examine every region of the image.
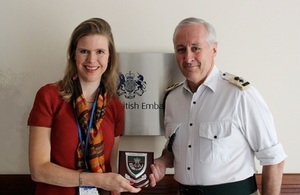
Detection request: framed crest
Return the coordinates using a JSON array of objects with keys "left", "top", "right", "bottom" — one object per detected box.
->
[{"left": 119, "top": 151, "right": 154, "bottom": 188}]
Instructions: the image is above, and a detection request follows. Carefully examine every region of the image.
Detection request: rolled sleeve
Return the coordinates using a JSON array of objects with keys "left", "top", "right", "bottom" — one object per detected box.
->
[{"left": 256, "top": 143, "right": 287, "bottom": 165}]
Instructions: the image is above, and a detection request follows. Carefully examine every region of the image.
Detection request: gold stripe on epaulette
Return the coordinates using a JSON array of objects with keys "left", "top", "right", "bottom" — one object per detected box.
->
[{"left": 165, "top": 82, "right": 184, "bottom": 92}]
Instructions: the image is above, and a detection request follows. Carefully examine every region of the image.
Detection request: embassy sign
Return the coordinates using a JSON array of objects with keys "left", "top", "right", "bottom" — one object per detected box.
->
[{"left": 117, "top": 53, "right": 183, "bottom": 135}]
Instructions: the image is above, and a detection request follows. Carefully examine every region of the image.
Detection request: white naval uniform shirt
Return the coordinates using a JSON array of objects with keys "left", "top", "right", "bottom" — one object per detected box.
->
[{"left": 164, "top": 66, "right": 287, "bottom": 186}]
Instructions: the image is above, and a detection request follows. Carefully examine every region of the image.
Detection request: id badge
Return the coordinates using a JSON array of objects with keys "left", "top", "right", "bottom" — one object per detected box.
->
[{"left": 79, "top": 186, "right": 99, "bottom": 195}]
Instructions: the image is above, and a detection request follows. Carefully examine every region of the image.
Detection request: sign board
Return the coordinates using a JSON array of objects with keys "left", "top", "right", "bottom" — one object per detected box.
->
[{"left": 117, "top": 53, "right": 183, "bottom": 135}]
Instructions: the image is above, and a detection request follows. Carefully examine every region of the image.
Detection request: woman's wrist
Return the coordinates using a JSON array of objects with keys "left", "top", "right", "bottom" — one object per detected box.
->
[
  {"left": 78, "top": 172, "right": 101, "bottom": 187},
  {"left": 79, "top": 172, "right": 83, "bottom": 186}
]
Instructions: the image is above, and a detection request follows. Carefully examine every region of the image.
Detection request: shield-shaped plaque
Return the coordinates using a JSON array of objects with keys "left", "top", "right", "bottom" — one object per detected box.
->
[{"left": 119, "top": 151, "right": 153, "bottom": 188}]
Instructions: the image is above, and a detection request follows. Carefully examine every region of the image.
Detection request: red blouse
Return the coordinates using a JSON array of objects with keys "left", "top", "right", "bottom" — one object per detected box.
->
[{"left": 28, "top": 83, "right": 124, "bottom": 195}]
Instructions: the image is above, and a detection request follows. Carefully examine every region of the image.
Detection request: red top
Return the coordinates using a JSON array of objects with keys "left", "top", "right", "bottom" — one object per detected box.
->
[{"left": 28, "top": 83, "right": 124, "bottom": 195}]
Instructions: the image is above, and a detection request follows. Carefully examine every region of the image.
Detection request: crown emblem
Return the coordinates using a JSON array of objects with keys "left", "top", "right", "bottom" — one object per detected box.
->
[{"left": 125, "top": 71, "right": 135, "bottom": 79}]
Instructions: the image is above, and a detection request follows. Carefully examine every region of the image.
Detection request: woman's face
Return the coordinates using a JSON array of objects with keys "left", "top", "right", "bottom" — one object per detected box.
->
[{"left": 75, "top": 34, "right": 110, "bottom": 85}]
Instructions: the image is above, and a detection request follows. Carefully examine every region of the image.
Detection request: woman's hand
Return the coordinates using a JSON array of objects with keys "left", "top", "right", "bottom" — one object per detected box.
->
[{"left": 88, "top": 172, "right": 141, "bottom": 193}]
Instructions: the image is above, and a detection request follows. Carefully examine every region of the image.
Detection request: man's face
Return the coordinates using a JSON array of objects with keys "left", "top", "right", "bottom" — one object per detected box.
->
[{"left": 173, "top": 24, "right": 217, "bottom": 92}]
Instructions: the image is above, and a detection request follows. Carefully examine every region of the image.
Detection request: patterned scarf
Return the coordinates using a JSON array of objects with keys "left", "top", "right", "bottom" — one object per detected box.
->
[{"left": 73, "top": 77, "right": 106, "bottom": 173}]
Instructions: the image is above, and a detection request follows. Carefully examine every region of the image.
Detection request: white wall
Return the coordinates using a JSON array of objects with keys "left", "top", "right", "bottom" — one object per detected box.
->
[{"left": 0, "top": 0, "right": 299, "bottom": 174}]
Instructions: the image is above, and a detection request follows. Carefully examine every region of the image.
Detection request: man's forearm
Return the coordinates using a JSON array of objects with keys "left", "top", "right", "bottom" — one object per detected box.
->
[
  {"left": 261, "top": 160, "right": 285, "bottom": 195},
  {"left": 160, "top": 148, "right": 174, "bottom": 168}
]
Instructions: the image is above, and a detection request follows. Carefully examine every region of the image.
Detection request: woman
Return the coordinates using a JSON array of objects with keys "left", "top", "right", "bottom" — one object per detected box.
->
[{"left": 28, "top": 18, "right": 141, "bottom": 195}]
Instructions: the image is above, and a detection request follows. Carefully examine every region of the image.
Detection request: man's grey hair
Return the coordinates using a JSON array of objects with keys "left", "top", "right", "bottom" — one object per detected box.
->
[{"left": 173, "top": 17, "right": 217, "bottom": 45}]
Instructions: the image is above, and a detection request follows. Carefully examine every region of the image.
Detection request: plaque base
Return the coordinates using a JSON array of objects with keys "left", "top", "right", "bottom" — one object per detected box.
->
[{"left": 119, "top": 151, "right": 154, "bottom": 188}]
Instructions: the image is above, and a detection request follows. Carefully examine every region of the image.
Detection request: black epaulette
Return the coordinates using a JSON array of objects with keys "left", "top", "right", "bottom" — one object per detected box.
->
[
  {"left": 222, "top": 72, "right": 250, "bottom": 90},
  {"left": 165, "top": 82, "right": 184, "bottom": 93},
  {"left": 167, "top": 131, "right": 176, "bottom": 152}
]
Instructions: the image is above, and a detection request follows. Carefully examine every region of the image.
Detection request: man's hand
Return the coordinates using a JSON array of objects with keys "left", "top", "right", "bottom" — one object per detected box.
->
[
  {"left": 149, "top": 158, "right": 167, "bottom": 187},
  {"left": 149, "top": 149, "right": 174, "bottom": 187}
]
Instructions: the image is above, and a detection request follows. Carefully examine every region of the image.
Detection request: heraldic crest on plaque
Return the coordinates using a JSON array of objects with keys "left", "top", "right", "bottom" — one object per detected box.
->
[{"left": 119, "top": 151, "right": 153, "bottom": 188}]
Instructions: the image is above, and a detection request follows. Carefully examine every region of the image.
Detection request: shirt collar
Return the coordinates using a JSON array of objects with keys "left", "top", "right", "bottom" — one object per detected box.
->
[
  {"left": 182, "top": 65, "right": 220, "bottom": 94},
  {"left": 203, "top": 65, "right": 219, "bottom": 93}
]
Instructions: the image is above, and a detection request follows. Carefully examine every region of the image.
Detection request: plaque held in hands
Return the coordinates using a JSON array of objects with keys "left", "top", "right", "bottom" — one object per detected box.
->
[{"left": 119, "top": 151, "right": 154, "bottom": 188}]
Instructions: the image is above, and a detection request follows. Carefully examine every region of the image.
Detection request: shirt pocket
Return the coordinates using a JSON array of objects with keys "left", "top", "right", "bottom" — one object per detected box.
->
[{"left": 198, "top": 122, "right": 232, "bottom": 163}]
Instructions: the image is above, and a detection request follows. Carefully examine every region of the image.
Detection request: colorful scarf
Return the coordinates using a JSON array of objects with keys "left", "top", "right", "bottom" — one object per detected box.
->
[{"left": 73, "top": 78, "right": 106, "bottom": 173}]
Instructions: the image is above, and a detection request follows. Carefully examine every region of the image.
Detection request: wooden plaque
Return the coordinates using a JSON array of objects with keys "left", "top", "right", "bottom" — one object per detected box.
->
[{"left": 119, "top": 151, "right": 154, "bottom": 188}]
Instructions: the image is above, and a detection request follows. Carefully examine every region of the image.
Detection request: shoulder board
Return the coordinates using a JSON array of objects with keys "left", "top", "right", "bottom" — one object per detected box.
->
[
  {"left": 222, "top": 72, "right": 250, "bottom": 90},
  {"left": 165, "top": 82, "right": 184, "bottom": 92}
]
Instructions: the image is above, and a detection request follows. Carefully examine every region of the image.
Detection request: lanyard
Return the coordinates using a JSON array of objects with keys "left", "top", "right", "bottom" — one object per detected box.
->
[{"left": 77, "top": 100, "right": 97, "bottom": 171}]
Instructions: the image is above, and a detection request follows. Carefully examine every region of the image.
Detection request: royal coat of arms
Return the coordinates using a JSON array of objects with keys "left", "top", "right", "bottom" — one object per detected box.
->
[{"left": 117, "top": 71, "right": 147, "bottom": 99}]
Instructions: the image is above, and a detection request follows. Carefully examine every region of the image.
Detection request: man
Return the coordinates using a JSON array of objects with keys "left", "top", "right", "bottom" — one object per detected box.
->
[{"left": 149, "top": 17, "right": 286, "bottom": 195}]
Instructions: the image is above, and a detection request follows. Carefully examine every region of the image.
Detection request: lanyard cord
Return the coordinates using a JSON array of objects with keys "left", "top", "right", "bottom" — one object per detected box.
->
[{"left": 77, "top": 100, "right": 97, "bottom": 171}]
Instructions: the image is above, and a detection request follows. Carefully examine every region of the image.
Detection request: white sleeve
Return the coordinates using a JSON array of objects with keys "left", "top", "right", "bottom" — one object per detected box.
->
[{"left": 237, "top": 86, "right": 287, "bottom": 165}]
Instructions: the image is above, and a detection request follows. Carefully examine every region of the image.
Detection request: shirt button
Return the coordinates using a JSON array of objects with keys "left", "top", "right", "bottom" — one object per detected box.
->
[
  {"left": 214, "top": 135, "right": 217, "bottom": 139},
  {"left": 187, "top": 167, "right": 190, "bottom": 170},
  {"left": 188, "top": 145, "right": 191, "bottom": 148},
  {"left": 190, "top": 123, "right": 193, "bottom": 126},
  {"left": 193, "top": 101, "right": 196, "bottom": 104}
]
